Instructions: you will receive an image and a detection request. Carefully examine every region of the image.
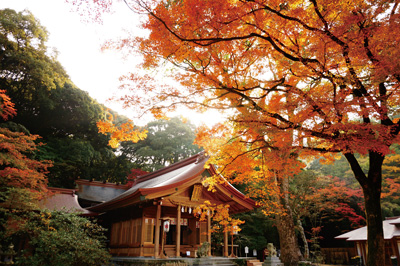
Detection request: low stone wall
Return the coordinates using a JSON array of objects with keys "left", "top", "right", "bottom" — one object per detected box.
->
[{"left": 110, "top": 256, "right": 254, "bottom": 266}]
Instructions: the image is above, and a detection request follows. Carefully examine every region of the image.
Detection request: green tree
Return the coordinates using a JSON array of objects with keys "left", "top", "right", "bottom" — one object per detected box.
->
[
  {"left": 0, "top": 8, "right": 135, "bottom": 187},
  {"left": 233, "top": 209, "right": 279, "bottom": 254},
  {"left": 120, "top": 117, "right": 201, "bottom": 171},
  {"left": 308, "top": 155, "right": 367, "bottom": 188},
  {"left": 16, "top": 82, "right": 104, "bottom": 138},
  {"left": 289, "top": 170, "right": 365, "bottom": 260},
  {"left": 0, "top": 9, "right": 67, "bottom": 113}
]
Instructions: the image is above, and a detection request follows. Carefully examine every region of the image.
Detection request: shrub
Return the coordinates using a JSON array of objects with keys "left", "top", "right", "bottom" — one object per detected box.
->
[{"left": 16, "top": 210, "right": 110, "bottom": 266}]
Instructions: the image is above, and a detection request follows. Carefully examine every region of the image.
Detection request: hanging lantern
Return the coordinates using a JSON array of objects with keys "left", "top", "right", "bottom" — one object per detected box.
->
[
  {"left": 189, "top": 207, "right": 192, "bottom": 214},
  {"left": 163, "top": 220, "right": 170, "bottom": 233},
  {"left": 181, "top": 206, "right": 184, "bottom": 212}
]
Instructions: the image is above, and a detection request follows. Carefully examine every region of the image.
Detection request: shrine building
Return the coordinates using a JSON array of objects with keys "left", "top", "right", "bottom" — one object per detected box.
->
[
  {"left": 75, "top": 152, "right": 256, "bottom": 258},
  {"left": 336, "top": 216, "right": 400, "bottom": 266}
]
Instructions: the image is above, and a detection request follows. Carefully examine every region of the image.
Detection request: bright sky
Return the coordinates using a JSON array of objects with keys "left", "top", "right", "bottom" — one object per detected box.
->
[{"left": 0, "top": 0, "right": 224, "bottom": 127}]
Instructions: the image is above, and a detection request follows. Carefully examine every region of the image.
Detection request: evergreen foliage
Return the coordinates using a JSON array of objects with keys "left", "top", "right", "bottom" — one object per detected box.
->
[
  {"left": 0, "top": 8, "right": 134, "bottom": 186},
  {"left": 120, "top": 117, "right": 201, "bottom": 172}
]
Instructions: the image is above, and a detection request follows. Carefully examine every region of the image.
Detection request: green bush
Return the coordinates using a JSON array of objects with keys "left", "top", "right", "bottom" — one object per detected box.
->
[{"left": 16, "top": 210, "right": 110, "bottom": 266}]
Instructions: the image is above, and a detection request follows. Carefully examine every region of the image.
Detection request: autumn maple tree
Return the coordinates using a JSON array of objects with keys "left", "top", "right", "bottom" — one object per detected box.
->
[
  {"left": 68, "top": 1, "right": 400, "bottom": 265},
  {"left": 194, "top": 200, "right": 245, "bottom": 257},
  {"left": 0, "top": 90, "right": 49, "bottom": 202},
  {"left": 196, "top": 123, "right": 305, "bottom": 264},
  {"left": 0, "top": 89, "right": 51, "bottom": 243}
]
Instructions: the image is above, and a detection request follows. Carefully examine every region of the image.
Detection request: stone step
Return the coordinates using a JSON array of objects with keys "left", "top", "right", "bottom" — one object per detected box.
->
[
  {"left": 192, "top": 258, "right": 236, "bottom": 266},
  {"left": 246, "top": 259, "right": 262, "bottom": 266},
  {"left": 202, "top": 260, "right": 233, "bottom": 262},
  {"left": 193, "top": 261, "right": 236, "bottom": 266},
  {"left": 193, "top": 262, "right": 236, "bottom": 265},
  {"left": 248, "top": 263, "right": 262, "bottom": 266}
]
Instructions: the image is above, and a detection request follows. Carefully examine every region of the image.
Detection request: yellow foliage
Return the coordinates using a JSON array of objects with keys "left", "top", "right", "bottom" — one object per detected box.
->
[
  {"left": 97, "top": 115, "right": 147, "bottom": 148},
  {"left": 194, "top": 201, "right": 244, "bottom": 234}
]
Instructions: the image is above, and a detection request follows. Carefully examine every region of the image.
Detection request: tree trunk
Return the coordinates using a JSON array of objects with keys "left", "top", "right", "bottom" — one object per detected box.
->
[
  {"left": 275, "top": 174, "right": 302, "bottom": 266},
  {"left": 363, "top": 163, "right": 385, "bottom": 266},
  {"left": 363, "top": 184, "right": 385, "bottom": 266},
  {"left": 276, "top": 214, "right": 302, "bottom": 266},
  {"left": 345, "top": 152, "right": 385, "bottom": 266},
  {"left": 297, "top": 218, "right": 309, "bottom": 260}
]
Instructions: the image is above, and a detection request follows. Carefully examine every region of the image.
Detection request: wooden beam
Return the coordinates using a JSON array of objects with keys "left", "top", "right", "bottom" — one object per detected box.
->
[
  {"left": 167, "top": 195, "right": 191, "bottom": 202},
  {"left": 176, "top": 205, "right": 181, "bottom": 257},
  {"left": 154, "top": 204, "right": 161, "bottom": 258}
]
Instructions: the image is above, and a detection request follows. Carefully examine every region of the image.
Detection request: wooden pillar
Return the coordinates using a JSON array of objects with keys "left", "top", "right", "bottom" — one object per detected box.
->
[
  {"left": 359, "top": 241, "right": 367, "bottom": 266},
  {"left": 154, "top": 204, "right": 161, "bottom": 258},
  {"left": 140, "top": 215, "right": 146, "bottom": 256},
  {"left": 391, "top": 239, "right": 397, "bottom": 263},
  {"left": 224, "top": 228, "right": 229, "bottom": 257},
  {"left": 396, "top": 239, "right": 400, "bottom": 261},
  {"left": 160, "top": 222, "right": 167, "bottom": 259},
  {"left": 176, "top": 205, "right": 181, "bottom": 257},
  {"left": 230, "top": 234, "right": 234, "bottom": 256},
  {"left": 207, "top": 214, "right": 212, "bottom": 256}
]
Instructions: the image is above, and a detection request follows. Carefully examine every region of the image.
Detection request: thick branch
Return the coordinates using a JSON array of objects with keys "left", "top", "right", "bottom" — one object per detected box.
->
[{"left": 343, "top": 153, "right": 367, "bottom": 187}]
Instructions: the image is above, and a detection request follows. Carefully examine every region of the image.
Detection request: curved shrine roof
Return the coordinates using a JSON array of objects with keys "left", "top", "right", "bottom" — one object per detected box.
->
[{"left": 88, "top": 152, "right": 255, "bottom": 213}]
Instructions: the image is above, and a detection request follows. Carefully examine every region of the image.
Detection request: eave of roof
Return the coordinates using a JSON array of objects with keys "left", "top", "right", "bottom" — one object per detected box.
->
[
  {"left": 206, "top": 163, "right": 256, "bottom": 211},
  {"left": 336, "top": 219, "right": 400, "bottom": 241},
  {"left": 39, "top": 187, "right": 97, "bottom": 216},
  {"left": 388, "top": 217, "right": 400, "bottom": 225},
  {"left": 221, "top": 179, "right": 256, "bottom": 206}
]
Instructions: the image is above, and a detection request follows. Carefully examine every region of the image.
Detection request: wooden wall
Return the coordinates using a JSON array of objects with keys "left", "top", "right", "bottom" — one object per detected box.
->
[{"left": 320, "top": 247, "right": 357, "bottom": 265}]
